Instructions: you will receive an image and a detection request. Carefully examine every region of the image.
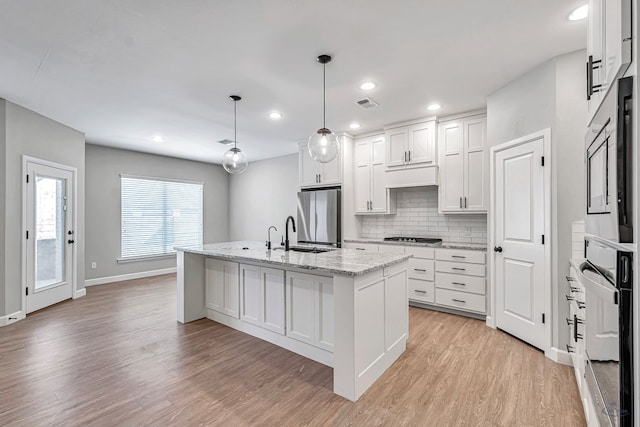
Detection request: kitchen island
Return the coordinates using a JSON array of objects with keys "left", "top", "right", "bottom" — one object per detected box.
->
[{"left": 176, "top": 241, "right": 411, "bottom": 401}]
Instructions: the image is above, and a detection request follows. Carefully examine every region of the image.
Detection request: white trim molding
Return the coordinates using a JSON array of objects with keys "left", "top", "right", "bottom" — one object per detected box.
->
[
  {"left": 0, "top": 311, "right": 25, "bottom": 327},
  {"left": 546, "top": 346, "right": 573, "bottom": 366},
  {"left": 74, "top": 288, "right": 86, "bottom": 299},
  {"left": 84, "top": 267, "right": 177, "bottom": 287}
]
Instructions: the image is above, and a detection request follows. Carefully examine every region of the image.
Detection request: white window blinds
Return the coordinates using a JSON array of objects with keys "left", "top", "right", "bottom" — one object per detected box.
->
[{"left": 121, "top": 175, "right": 203, "bottom": 259}]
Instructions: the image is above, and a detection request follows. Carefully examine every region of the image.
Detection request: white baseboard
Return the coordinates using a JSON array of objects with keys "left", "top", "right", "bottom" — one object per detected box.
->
[
  {"left": 74, "top": 288, "right": 86, "bottom": 298},
  {"left": 0, "top": 311, "right": 25, "bottom": 327},
  {"left": 84, "top": 267, "right": 177, "bottom": 287},
  {"left": 546, "top": 346, "right": 573, "bottom": 366}
]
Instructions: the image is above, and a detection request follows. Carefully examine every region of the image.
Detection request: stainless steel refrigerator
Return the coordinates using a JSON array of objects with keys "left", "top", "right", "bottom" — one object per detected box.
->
[{"left": 297, "top": 188, "right": 341, "bottom": 247}]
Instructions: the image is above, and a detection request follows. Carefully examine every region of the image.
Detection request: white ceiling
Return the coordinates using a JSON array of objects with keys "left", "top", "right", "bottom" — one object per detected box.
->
[{"left": 0, "top": 0, "right": 586, "bottom": 164}]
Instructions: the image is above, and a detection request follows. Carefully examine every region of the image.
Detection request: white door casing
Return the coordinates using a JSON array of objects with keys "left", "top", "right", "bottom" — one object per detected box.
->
[
  {"left": 23, "top": 157, "right": 78, "bottom": 314},
  {"left": 489, "top": 130, "right": 551, "bottom": 354}
]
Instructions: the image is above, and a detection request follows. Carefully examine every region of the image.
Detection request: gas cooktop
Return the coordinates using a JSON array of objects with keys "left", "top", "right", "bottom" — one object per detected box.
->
[{"left": 383, "top": 237, "right": 443, "bottom": 244}]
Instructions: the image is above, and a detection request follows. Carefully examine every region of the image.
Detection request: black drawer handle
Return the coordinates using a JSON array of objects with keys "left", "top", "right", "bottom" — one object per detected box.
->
[
  {"left": 452, "top": 298, "right": 466, "bottom": 304},
  {"left": 566, "top": 295, "right": 575, "bottom": 302},
  {"left": 566, "top": 344, "right": 575, "bottom": 353},
  {"left": 414, "top": 290, "right": 426, "bottom": 294},
  {"left": 569, "top": 286, "right": 580, "bottom": 293},
  {"left": 452, "top": 267, "right": 466, "bottom": 271},
  {"left": 355, "top": 248, "right": 366, "bottom": 251},
  {"left": 566, "top": 317, "right": 573, "bottom": 326},
  {"left": 577, "top": 301, "right": 585, "bottom": 309},
  {"left": 451, "top": 255, "right": 466, "bottom": 259},
  {"left": 451, "top": 282, "right": 466, "bottom": 286},
  {"left": 565, "top": 275, "right": 576, "bottom": 282},
  {"left": 414, "top": 268, "right": 427, "bottom": 272}
]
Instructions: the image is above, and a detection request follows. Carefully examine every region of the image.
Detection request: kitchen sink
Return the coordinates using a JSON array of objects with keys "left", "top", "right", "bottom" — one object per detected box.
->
[{"left": 274, "top": 246, "right": 333, "bottom": 254}]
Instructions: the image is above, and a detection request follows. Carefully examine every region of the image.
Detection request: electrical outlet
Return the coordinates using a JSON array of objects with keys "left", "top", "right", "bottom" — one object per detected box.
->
[{"left": 91, "top": 262, "right": 97, "bottom": 269}]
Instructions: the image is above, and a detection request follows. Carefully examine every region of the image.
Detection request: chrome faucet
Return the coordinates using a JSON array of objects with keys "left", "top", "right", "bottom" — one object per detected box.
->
[
  {"left": 284, "top": 216, "right": 296, "bottom": 251},
  {"left": 266, "top": 225, "right": 277, "bottom": 249}
]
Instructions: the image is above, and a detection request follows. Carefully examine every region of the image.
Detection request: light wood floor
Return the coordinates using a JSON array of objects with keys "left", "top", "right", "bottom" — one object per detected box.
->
[{"left": 0, "top": 274, "right": 586, "bottom": 426}]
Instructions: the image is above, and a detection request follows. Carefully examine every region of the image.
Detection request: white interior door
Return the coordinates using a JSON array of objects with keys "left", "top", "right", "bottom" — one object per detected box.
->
[
  {"left": 494, "top": 136, "right": 546, "bottom": 350},
  {"left": 25, "top": 162, "right": 75, "bottom": 314}
]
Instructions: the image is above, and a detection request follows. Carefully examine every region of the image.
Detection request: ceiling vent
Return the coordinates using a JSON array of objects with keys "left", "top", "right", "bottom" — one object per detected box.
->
[
  {"left": 217, "top": 139, "right": 235, "bottom": 145},
  {"left": 356, "top": 97, "right": 379, "bottom": 109}
]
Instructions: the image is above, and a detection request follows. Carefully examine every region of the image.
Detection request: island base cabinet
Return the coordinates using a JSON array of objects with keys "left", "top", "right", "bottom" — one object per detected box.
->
[
  {"left": 240, "top": 265, "right": 285, "bottom": 335},
  {"left": 206, "top": 259, "right": 240, "bottom": 319},
  {"left": 285, "top": 272, "right": 334, "bottom": 352},
  {"left": 333, "top": 261, "right": 409, "bottom": 402}
]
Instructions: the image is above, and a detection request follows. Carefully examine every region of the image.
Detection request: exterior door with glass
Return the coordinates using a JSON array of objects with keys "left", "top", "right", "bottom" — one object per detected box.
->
[{"left": 25, "top": 161, "right": 75, "bottom": 314}]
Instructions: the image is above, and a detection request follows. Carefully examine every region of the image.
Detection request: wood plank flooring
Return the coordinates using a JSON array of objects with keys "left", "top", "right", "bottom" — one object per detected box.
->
[{"left": 0, "top": 274, "right": 586, "bottom": 426}]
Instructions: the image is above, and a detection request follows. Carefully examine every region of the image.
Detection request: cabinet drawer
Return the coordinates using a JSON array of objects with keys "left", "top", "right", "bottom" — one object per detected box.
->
[
  {"left": 435, "top": 272, "right": 485, "bottom": 295},
  {"left": 435, "top": 289, "right": 486, "bottom": 313},
  {"left": 378, "top": 244, "right": 405, "bottom": 254},
  {"left": 436, "top": 249, "right": 485, "bottom": 264},
  {"left": 408, "top": 258, "right": 434, "bottom": 281},
  {"left": 343, "top": 242, "right": 378, "bottom": 252},
  {"left": 408, "top": 278, "right": 435, "bottom": 303},
  {"left": 405, "top": 246, "right": 435, "bottom": 259},
  {"left": 435, "top": 260, "right": 485, "bottom": 277}
]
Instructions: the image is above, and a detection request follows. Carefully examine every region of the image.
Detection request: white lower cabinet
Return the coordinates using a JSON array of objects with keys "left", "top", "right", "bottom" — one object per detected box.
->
[
  {"left": 408, "top": 278, "right": 435, "bottom": 303},
  {"left": 286, "top": 271, "right": 334, "bottom": 351},
  {"left": 206, "top": 259, "right": 240, "bottom": 319},
  {"left": 406, "top": 247, "right": 435, "bottom": 304},
  {"left": 433, "top": 248, "right": 487, "bottom": 315},
  {"left": 240, "top": 264, "right": 285, "bottom": 335}
]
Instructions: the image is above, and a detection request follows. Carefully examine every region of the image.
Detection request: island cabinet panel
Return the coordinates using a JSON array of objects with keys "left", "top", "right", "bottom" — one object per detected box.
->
[
  {"left": 239, "top": 265, "right": 286, "bottom": 335},
  {"left": 206, "top": 259, "right": 240, "bottom": 319},
  {"left": 286, "top": 271, "right": 334, "bottom": 351}
]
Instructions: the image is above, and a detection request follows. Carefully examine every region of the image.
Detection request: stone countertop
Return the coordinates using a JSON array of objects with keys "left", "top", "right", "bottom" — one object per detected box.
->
[
  {"left": 343, "top": 238, "right": 488, "bottom": 252},
  {"left": 175, "top": 241, "right": 412, "bottom": 277}
]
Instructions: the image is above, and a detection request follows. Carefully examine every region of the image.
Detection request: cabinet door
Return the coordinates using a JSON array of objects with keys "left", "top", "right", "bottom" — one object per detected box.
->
[
  {"left": 370, "top": 138, "right": 387, "bottom": 212},
  {"left": 286, "top": 272, "right": 315, "bottom": 345},
  {"left": 354, "top": 139, "right": 371, "bottom": 213},
  {"left": 299, "top": 145, "right": 320, "bottom": 187},
  {"left": 439, "top": 121, "right": 464, "bottom": 212},
  {"left": 408, "top": 122, "right": 435, "bottom": 166},
  {"left": 604, "top": 0, "right": 631, "bottom": 89},
  {"left": 385, "top": 128, "right": 408, "bottom": 168},
  {"left": 261, "top": 267, "right": 285, "bottom": 335},
  {"left": 587, "top": 0, "right": 604, "bottom": 118},
  {"left": 463, "top": 117, "right": 488, "bottom": 212},
  {"left": 240, "top": 264, "right": 261, "bottom": 326},
  {"left": 320, "top": 151, "right": 341, "bottom": 185},
  {"left": 206, "top": 259, "right": 240, "bottom": 318}
]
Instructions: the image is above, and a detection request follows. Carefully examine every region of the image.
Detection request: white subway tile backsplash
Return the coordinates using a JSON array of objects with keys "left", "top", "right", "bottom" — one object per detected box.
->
[{"left": 360, "top": 187, "right": 487, "bottom": 244}]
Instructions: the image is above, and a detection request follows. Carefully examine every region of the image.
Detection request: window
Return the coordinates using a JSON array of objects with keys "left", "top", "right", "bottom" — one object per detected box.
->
[{"left": 120, "top": 175, "right": 203, "bottom": 259}]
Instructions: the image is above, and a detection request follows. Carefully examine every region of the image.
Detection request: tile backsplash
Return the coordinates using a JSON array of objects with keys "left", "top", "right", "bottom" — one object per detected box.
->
[{"left": 360, "top": 187, "right": 487, "bottom": 244}]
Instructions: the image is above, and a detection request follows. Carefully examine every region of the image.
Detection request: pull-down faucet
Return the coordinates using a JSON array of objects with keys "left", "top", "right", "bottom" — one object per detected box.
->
[{"left": 284, "top": 216, "right": 296, "bottom": 251}]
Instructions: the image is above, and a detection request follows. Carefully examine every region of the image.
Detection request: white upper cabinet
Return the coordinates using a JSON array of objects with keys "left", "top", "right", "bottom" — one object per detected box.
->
[
  {"left": 384, "top": 119, "right": 436, "bottom": 170},
  {"left": 354, "top": 134, "right": 394, "bottom": 214},
  {"left": 299, "top": 140, "right": 343, "bottom": 188},
  {"left": 586, "top": 0, "right": 631, "bottom": 123},
  {"left": 439, "top": 114, "right": 487, "bottom": 213}
]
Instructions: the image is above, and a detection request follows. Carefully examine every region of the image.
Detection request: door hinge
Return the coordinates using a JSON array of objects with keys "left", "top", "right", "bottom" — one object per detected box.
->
[
  {"left": 541, "top": 156, "right": 545, "bottom": 166},
  {"left": 541, "top": 234, "right": 545, "bottom": 245},
  {"left": 26, "top": 174, "right": 29, "bottom": 183},
  {"left": 542, "top": 313, "right": 545, "bottom": 324},
  {"left": 26, "top": 230, "right": 29, "bottom": 239},
  {"left": 26, "top": 287, "right": 29, "bottom": 296}
]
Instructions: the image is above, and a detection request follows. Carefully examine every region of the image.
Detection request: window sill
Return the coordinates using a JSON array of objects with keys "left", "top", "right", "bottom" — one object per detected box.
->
[{"left": 117, "top": 254, "right": 177, "bottom": 264}]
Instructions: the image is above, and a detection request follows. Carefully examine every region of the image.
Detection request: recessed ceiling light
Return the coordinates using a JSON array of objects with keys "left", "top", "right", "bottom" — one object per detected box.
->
[
  {"left": 151, "top": 134, "right": 164, "bottom": 142},
  {"left": 360, "top": 82, "right": 376, "bottom": 91},
  {"left": 268, "top": 112, "right": 283, "bottom": 120},
  {"left": 427, "top": 104, "right": 441, "bottom": 111},
  {"left": 349, "top": 123, "right": 361, "bottom": 129},
  {"left": 568, "top": 4, "right": 588, "bottom": 21}
]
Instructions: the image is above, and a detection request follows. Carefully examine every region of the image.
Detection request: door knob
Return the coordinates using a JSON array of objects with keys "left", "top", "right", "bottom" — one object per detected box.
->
[
  {"left": 68, "top": 239, "right": 75, "bottom": 244},
  {"left": 494, "top": 246, "right": 503, "bottom": 253}
]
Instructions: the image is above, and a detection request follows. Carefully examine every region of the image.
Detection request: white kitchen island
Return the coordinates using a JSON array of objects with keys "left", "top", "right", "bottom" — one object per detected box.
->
[{"left": 175, "top": 241, "right": 411, "bottom": 401}]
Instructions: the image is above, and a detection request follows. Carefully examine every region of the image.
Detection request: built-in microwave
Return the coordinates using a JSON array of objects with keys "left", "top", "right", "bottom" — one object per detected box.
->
[{"left": 585, "top": 76, "right": 633, "bottom": 243}]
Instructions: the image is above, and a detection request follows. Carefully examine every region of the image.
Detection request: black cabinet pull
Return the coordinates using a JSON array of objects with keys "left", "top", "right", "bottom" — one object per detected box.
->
[
  {"left": 494, "top": 246, "right": 503, "bottom": 253},
  {"left": 452, "top": 298, "right": 466, "bottom": 303},
  {"left": 452, "top": 267, "right": 466, "bottom": 271},
  {"left": 566, "top": 344, "right": 575, "bottom": 353},
  {"left": 414, "top": 268, "right": 427, "bottom": 272},
  {"left": 451, "top": 282, "right": 466, "bottom": 286},
  {"left": 451, "top": 255, "right": 466, "bottom": 259},
  {"left": 414, "top": 290, "right": 426, "bottom": 294}
]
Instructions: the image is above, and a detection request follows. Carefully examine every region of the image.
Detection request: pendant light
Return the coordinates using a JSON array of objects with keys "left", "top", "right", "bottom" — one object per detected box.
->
[
  {"left": 308, "top": 54, "right": 340, "bottom": 163},
  {"left": 222, "top": 95, "right": 248, "bottom": 174}
]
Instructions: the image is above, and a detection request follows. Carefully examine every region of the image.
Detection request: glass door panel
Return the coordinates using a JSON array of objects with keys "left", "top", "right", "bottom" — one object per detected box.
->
[{"left": 35, "top": 175, "right": 66, "bottom": 290}]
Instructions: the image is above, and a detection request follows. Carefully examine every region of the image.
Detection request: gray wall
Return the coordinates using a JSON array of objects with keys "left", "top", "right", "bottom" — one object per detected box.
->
[
  {"left": 0, "top": 101, "right": 5, "bottom": 315},
  {"left": 2, "top": 100, "right": 86, "bottom": 316},
  {"left": 85, "top": 144, "right": 229, "bottom": 280},
  {"left": 228, "top": 153, "right": 298, "bottom": 243},
  {"left": 487, "top": 49, "right": 586, "bottom": 352}
]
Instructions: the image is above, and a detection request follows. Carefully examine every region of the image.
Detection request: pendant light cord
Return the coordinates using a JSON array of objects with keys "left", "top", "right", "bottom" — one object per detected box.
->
[
  {"left": 322, "top": 62, "right": 326, "bottom": 128},
  {"left": 234, "top": 99, "right": 237, "bottom": 150}
]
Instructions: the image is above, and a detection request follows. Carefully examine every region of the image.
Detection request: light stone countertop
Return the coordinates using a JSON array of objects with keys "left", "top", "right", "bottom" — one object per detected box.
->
[
  {"left": 175, "top": 241, "right": 412, "bottom": 277},
  {"left": 343, "top": 238, "right": 488, "bottom": 251}
]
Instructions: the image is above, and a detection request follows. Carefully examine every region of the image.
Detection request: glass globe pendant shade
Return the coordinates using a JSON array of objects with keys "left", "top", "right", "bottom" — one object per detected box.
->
[
  {"left": 308, "top": 127, "right": 340, "bottom": 163},
  {"left": 222, "top": 147, "right": 248, "bottom": 174}
]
